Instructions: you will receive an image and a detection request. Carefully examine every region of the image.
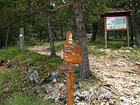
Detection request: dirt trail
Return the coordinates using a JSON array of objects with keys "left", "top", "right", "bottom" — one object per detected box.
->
[
  {"left": 29, "top": 45, "right": 140, "bottom": 105},
  {"left": 89, "top": 49, "right": 140, "bottom": 104}
]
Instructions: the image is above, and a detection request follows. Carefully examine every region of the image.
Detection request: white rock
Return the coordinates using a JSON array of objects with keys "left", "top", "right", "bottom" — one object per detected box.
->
[
  {"left": 76, "top": 103, "right": 87, "bottom": 105},
  {"left": 132, "top": 45, "right": 137, "bottom": 48},
  {"left": 74, "top": 91, "right": 81, "bottom": 97},
  {"left": 100, "top": 49, "right": 105, "bottom": 52},
  {"left": 89, "top": 87, "right": 96, "bottom": 92},
  {"left": 120, "top": 97, "right": 131, "bottom": 103},
  {"left": 82, "top": 91, "right": 89, "bottom": 96},
  {"left": 119, "top": 50, "right": 130, "bottom": 53}
]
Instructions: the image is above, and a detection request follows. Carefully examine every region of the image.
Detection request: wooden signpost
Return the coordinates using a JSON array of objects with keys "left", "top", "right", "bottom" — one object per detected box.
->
[{"left": 58, "top": 32, "right": 82, "bottom": 105}]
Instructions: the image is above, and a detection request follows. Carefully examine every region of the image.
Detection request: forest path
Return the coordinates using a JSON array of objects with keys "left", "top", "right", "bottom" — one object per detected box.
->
[
  {"left": 89, "top": 49, "right": 140, "bottom": 104},
  {"left": 29, "top": 44, "right": 140, "bottom": 105}
]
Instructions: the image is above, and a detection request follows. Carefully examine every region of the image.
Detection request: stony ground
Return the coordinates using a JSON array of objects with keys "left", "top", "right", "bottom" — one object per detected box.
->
[
  {"left": 89, "top": 49, "right": 140, "bottom": 105},
  {"left": 29, "top": 45, "right": 140, "bottom": 105}
]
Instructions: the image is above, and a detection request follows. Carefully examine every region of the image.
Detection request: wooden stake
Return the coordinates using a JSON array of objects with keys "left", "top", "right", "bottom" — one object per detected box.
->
[
  {"left": 67, "top": 73, "right": 73, "bottom": 105},
  {"left": 127, "top": 16, "right": 130, "bottom": 47},
  {"left": 104, "top": 17, "right": 107, "bottom": 48},
  {"left": 66, "top": 32, "right": 73, "bottom": 105}
]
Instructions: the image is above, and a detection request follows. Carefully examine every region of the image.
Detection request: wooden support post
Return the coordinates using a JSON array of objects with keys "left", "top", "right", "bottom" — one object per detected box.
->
[
  {"left": 66, "top": 32, "right": 73, "bottom": 105},
  {"left": 67, "top": 73, "right": 73, "bottom": 105},
  {"left": 104, "top": 17, "right": 107, "bottom": 48},
  {"left": 127, "top": 16, "right": 130, "bottom": 47}
]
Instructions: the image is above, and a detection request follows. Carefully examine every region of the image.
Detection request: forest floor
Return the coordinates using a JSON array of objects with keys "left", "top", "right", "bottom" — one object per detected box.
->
[{"left": 29, "top": 43, "right": 140, "bottom": 105}]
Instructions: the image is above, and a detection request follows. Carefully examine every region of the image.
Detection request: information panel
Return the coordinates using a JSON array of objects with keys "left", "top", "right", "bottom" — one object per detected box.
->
[{"left": 106, "top": 16, "right": 127, "bottom": 30}]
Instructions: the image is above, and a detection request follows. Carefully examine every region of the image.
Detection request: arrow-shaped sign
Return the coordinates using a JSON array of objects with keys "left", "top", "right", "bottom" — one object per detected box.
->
[
  {"left": 64, "top": 53, "right": 82, "bottom": 64},
  {"left": 64, "top": 43, "right": 82, "bottom": 54}
]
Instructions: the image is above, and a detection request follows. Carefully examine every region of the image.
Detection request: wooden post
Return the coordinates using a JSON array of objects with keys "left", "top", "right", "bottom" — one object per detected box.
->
[
  {"left": 66, "top": 32, "right": 73, "bottom": 105},
  {"left": 127, "top": 16, "right": 130, "bottom": 47},
  {"left": 67, "top": 72, "right": 73, "bottom": 105},
  {"left": 104, "top": 17, "right": 107, "bottom": 48}
]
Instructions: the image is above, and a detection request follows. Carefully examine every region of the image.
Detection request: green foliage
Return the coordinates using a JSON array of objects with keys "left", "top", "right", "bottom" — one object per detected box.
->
[
  {"left": 2, "top": 94, "right": 54, "bottom": 105},
  {"left": 88, "top": 47, "right": 106, "bottom": 57},
  {"left": 119, "top": 47, "right": 140, "bottom": 62}
]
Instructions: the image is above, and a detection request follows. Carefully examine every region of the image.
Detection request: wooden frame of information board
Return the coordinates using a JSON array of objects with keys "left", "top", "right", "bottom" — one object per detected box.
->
[{"left": 101, "top": 9, "right": 132, "bottom": 48}]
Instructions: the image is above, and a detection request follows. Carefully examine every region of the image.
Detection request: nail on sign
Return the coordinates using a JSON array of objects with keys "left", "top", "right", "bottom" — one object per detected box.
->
[
  {"left": 58, "top": 64, "right": 75, "bottom": 73},
  {"left": 64, "top": 53, "right": 82, "bottom": 64}
]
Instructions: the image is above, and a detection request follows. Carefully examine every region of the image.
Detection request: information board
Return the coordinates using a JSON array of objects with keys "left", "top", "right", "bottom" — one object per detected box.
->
[{"left": 106, "top": 16, "right": 127, "bottom": 30}]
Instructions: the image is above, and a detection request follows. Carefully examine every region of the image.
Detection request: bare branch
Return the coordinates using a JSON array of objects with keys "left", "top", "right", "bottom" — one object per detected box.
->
[
  {"left": 48, "top": 2, "right": 72, "bottom": 12},
  {"left": 22, "top": 0, "right": 52, "bottom": 16}
]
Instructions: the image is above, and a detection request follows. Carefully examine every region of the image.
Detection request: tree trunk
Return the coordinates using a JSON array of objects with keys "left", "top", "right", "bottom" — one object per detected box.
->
[
  {"left": 60, "top": 24, "right": 64, "bottom": 40},
  {"left": 48, "top": 16, "right": 56, "bottom": 58},
  {"left": 90, "top": 22, "right": 98, "bottom": 42},
  {"left": 19, "top": 27, "right": 24, "bottom": 52},
  {"left": 5, "top": 27, "right": 9, "bottom": 49},
  {"left": 132, "top": 0, "right": 140, "bottom": 46},
  {"left": 72, "top": 0, "right": 92, "bottom": 80}
]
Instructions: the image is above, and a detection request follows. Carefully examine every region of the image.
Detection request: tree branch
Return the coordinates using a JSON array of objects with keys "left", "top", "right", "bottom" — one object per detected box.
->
[
  {"left": 48, "top": 2, "right": 72, "bottom": 12},
  {"left": 22, "top": 0, "right": 52, "bottom": 16}
]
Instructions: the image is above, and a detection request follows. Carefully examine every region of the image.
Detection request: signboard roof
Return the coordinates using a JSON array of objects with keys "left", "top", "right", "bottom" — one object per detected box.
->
[{"left": 101, "top": 8, "right": 132, "bottom": 18}]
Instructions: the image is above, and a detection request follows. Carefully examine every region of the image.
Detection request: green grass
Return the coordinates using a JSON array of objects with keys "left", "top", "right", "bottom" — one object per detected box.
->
[
  {"left": 2, "top": 94, "right": 54, "bottom": 105},
  {"left": 87, "top": 35, "right": 134, "bottom": 49},
  {"left": 0, "top": 46, "right": 20, "bottom": 61},
  {"left": 88, "top": 46, "right": 106, "bottom": 57},
  {"left": 109, "top": 54, "right": 117, "bottom": 61},
  {"left": 0, "top": 46, "right": 62, "bottom": 105},
  {"left": 118, "top": 47, "right": 140, "bottom": 62}
]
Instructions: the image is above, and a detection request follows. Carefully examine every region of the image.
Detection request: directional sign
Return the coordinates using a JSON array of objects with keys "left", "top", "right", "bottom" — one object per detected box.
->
[
  {"left": 64, "top": 53, "right": 82, "bottom": 64},
  {"left": 64, "top": 43, "right": 82, "bottom": 54},
  {"left": 66, "top": 32, "right": 73, "bottom": 44},
  {"left": 58, "top": 64, "right": 75, "bottom": 73}
]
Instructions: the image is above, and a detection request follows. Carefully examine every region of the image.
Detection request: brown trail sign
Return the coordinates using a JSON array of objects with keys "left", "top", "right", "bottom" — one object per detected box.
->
[
  {"left": 64, "top": 43, "right": 82, "bottom": 54},
  {"left": 58, "top": 64, "right": 75, "bottom": 73},
  {"left": 64, "top": 53, "right": 82, "bottom": 64}
]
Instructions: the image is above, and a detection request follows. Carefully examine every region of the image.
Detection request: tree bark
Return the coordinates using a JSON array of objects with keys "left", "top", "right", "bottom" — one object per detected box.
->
[
  {"left": 72, "top": 0, "right": 92, "bottom": 80},
  {"left": 48, "top": 15, "right": 56, "bottom": 58},
  {"left": 5, "top": 27, "right": 9, "bottom": 49},
  {"left": 19, "top": 27, "right": 24, "bottom": 52},
  {"left": 60, "top": 24, "right": 64, "bottom": 40},
  {"left": 90, "top": 22, "right": 98, "bottom": 42},
  {"left": 132, "top": 0, "right": 140, "bottom": 46}
]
